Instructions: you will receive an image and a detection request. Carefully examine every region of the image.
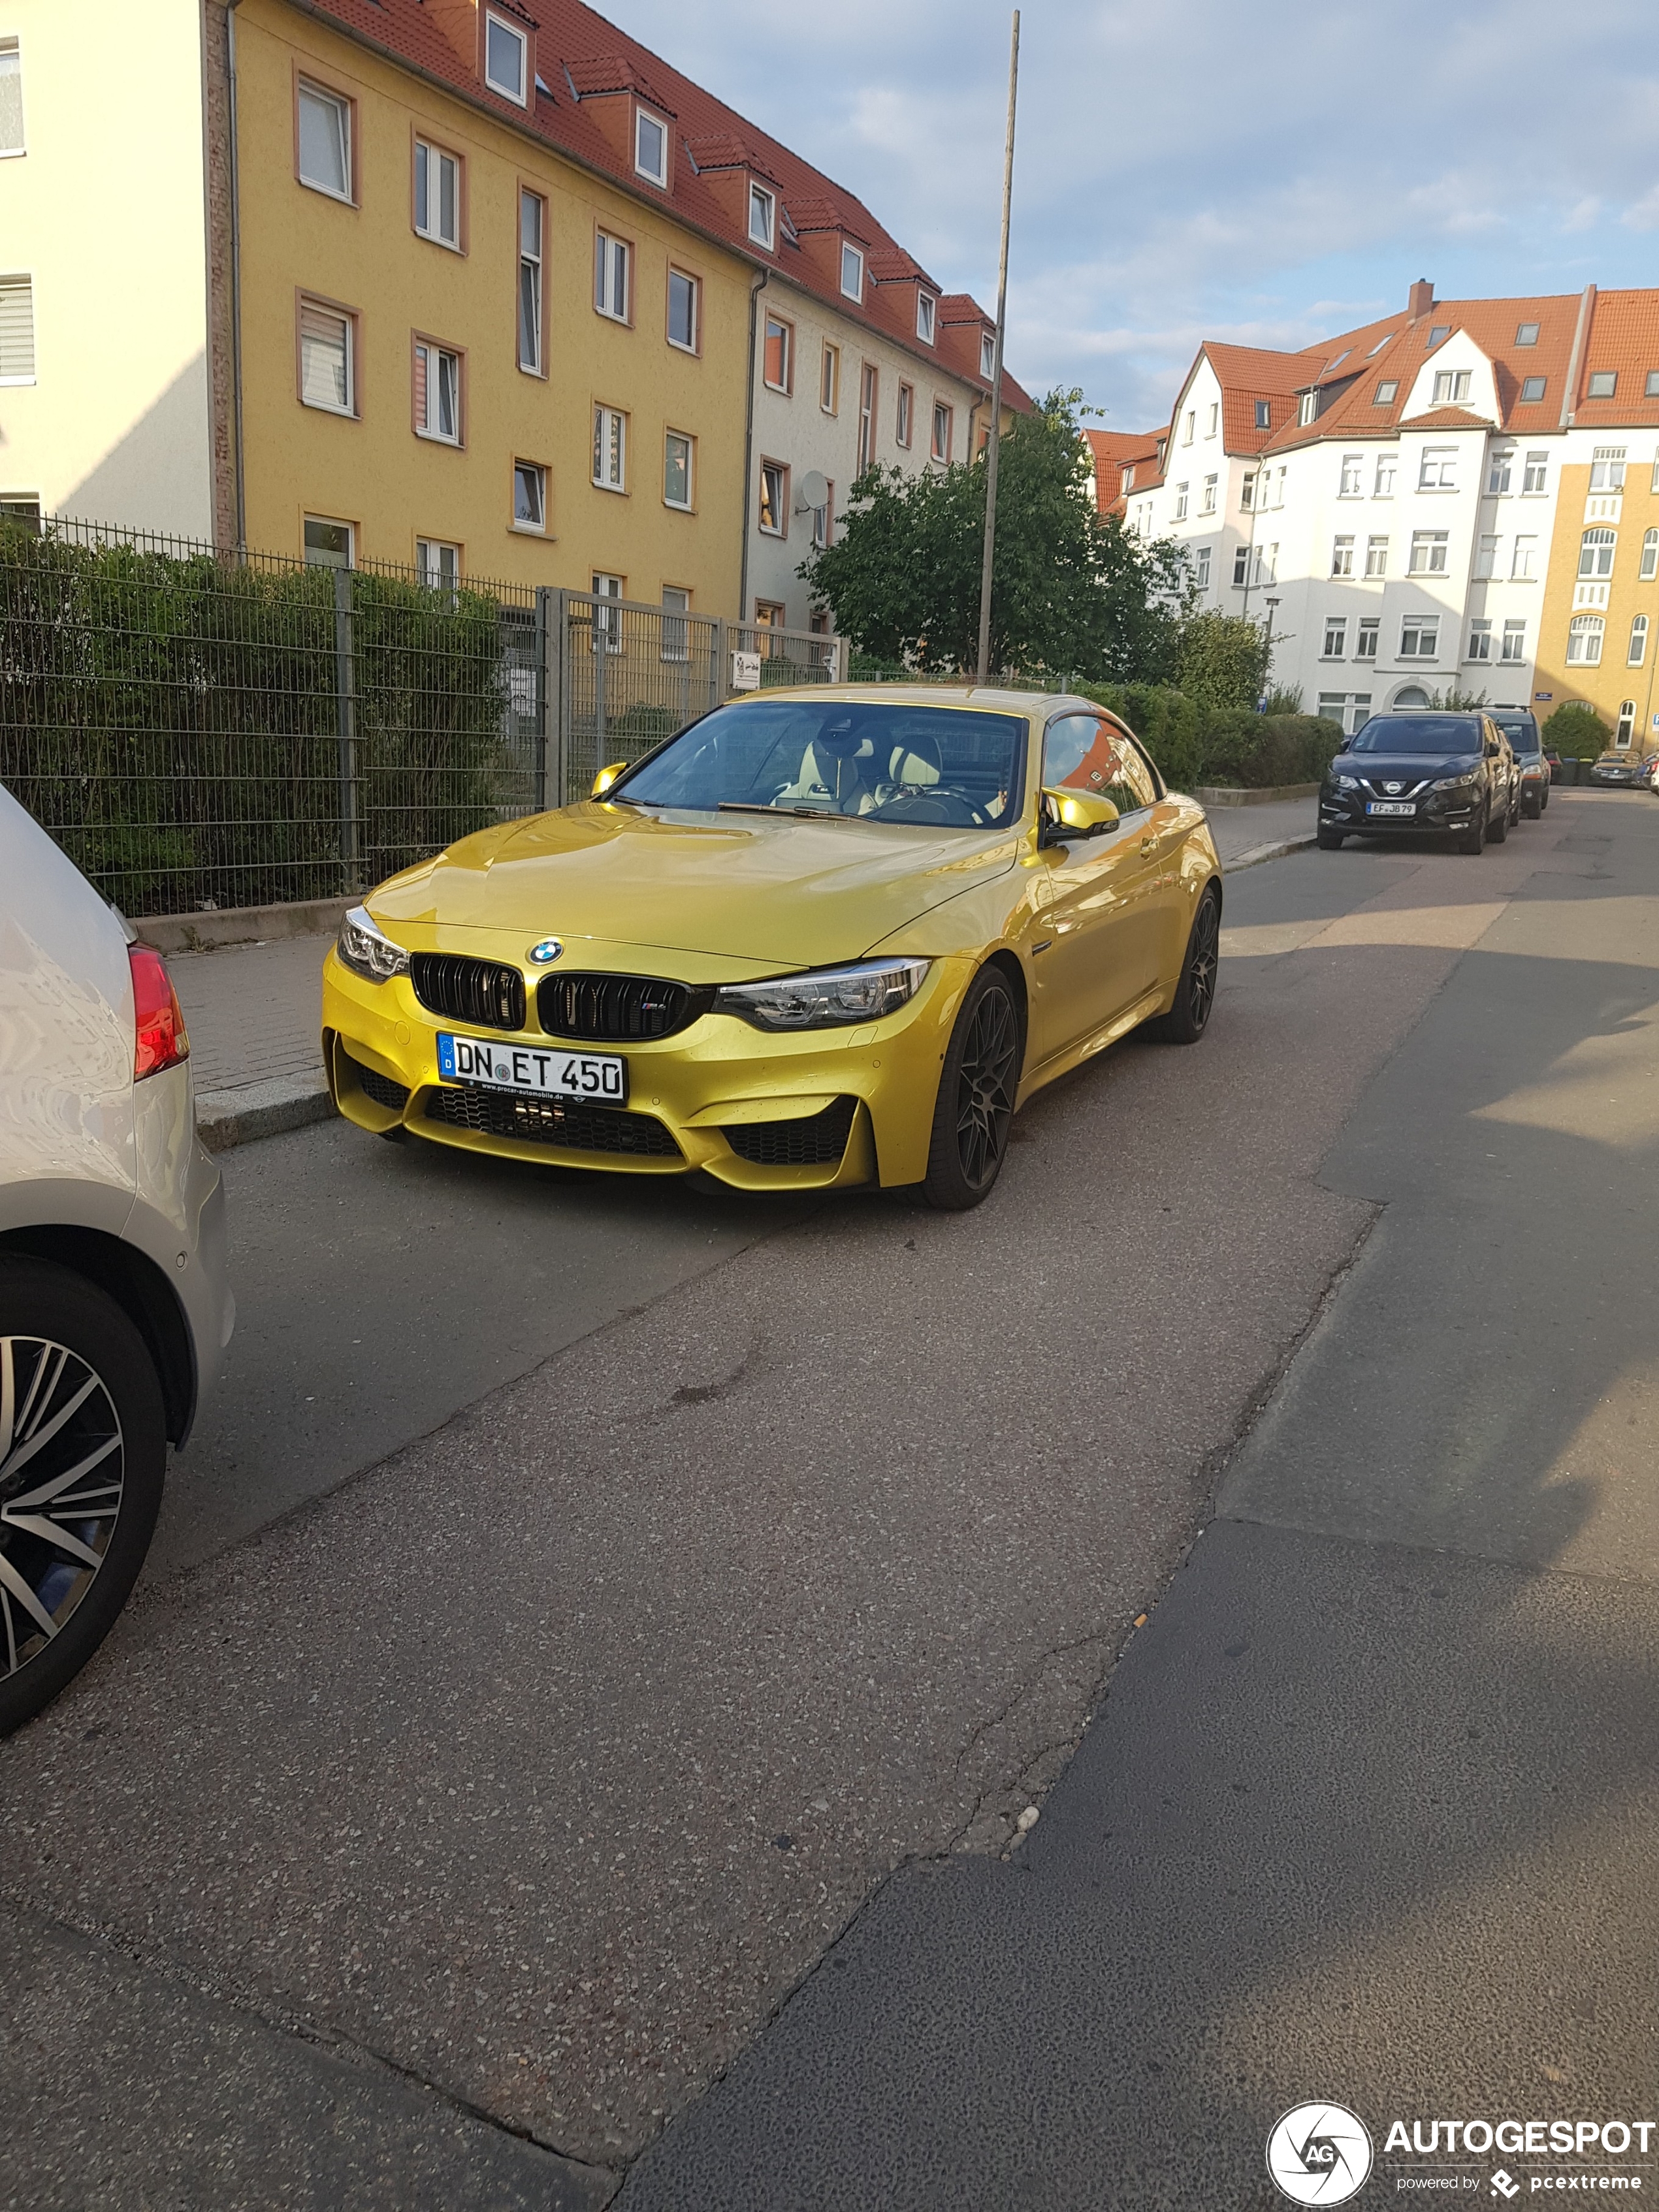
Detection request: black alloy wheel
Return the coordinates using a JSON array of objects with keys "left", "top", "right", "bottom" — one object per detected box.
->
[
  {"left": 1148, "top": 884, "right": 1221, "bottom": 1044},
  {"left": 921, "top": 967, "right": 1022, "bottom": 1211}
]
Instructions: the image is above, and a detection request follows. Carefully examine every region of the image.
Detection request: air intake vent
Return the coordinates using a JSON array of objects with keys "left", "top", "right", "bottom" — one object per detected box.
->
[
  {"left": 722, "top": 1097, "right": 856, "bottom": 1166},
  {"left": 537, "top": 972, "right": 715, "bottom": 1042},
  {"left": 411, "top": 954, "right": 526, "bottom": 1033},
  {"left": 345, "top": 1052, "right": 410, "bottom": 1111},
  {"left": 423, "top": 1083, "right": 681, "bottom": 1157}
]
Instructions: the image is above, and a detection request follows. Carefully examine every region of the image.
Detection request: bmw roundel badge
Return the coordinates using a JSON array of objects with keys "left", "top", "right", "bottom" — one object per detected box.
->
[{"left": 528, "top": 938, "right": 564, "bottom": 965}]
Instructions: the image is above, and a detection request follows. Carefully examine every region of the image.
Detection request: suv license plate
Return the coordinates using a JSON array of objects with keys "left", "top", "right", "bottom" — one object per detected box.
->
[
  {"left": 437, "top": 1032, "right": 626, "bottom": 1103},
  {"left": 1366, "top": 801, "right": 1415, "bottom": 816}
]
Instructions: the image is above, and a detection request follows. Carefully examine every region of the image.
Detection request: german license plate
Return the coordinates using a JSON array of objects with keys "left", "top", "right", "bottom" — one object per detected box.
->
[
  {"left": 1366, "top": 801, "right": 1415, "bottom": 816},
  {"left": 436, "top": 1032, "right": 626, "bottom": 1104}
]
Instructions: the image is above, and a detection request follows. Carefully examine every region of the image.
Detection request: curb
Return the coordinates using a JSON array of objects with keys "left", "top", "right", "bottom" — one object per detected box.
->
[
  {"left": 1223, "top": 832, "right": 1319, "bottom": 873},
  {"left": 133, "top": 897, "right": 351, "bottom": 956},
  {"left": 1195, "top": 782, "right": 1322, "bottom": 807},
  {"left": 196, "top": 1076, "right": 334, "bottom": 1153}
]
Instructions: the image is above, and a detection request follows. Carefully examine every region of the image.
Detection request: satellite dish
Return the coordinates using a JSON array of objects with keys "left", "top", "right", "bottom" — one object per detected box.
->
[{"left": 795, "top": 470, "right": 830, "bottom": 513}]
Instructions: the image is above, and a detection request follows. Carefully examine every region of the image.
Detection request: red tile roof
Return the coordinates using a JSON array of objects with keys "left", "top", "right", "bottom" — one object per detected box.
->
[
  {"left": 301, "top": 0, "right": 1031, "bottom": 405},
  {"left": 1084, "top": 427, "right": 1167, "bottom": 511}
]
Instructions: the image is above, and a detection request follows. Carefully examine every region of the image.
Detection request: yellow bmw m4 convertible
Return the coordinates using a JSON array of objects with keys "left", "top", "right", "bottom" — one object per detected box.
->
[{"left": 321, "top": 685, "right": 1222, "bottom": 1209}]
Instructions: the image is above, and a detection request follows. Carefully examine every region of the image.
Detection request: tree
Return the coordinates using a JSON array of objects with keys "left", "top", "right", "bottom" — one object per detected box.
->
[
  {"left": 799, "top": 390, "right": 1188, "bottom": 684},
  {"left": 1175, "top": 610, "right": 1274, "bottom": 711},
  {"left": 1543, "top": 701, "right": 1609, "bottom": 758}
]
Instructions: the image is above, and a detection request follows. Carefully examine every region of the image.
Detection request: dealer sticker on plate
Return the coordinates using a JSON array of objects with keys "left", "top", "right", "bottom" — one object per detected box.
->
[{"left": 437, "top": 1031, "right": 626, "bottom": 1103}]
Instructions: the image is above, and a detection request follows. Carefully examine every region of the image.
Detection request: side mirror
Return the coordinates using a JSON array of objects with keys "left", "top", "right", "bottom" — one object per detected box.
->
[
  {"left": 591, "top": 761, "right": 628, "bottom": 798},
  {"left": 1039, "top": 787, "right": 1120, "bottom": 847}
]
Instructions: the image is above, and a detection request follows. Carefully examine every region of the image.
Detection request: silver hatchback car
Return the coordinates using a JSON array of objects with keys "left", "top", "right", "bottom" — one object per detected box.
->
[{"left": 0, "top": 782, "right": 233, "bottom": 1731}]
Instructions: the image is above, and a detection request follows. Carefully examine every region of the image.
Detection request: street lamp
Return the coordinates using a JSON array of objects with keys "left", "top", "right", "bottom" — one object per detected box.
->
[{"left": 1261, "top": 596, "right": 1280, "bottom": 714}]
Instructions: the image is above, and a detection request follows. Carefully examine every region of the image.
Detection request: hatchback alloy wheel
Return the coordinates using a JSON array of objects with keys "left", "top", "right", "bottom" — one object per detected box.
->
[{"left": 0, "top": 1334, "right": 126, "bottom": 1680}]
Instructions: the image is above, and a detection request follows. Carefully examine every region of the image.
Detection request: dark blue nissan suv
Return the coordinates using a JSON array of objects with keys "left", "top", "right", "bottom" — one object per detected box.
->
[{"left": 1318, "top": 712, "right": 1515, "bottom": 854}]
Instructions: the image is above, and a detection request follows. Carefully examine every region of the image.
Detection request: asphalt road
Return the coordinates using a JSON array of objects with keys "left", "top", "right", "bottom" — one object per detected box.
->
[{"left": 1, "top": 789, "right": 1654, "bottom": 2210}]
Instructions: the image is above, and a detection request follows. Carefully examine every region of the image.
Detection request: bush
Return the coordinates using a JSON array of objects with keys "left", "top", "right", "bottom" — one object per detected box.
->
[
  {"left": 1074, "top": 682, "right": 1340, "bottom": 791},
  {"left": 1543, "top": 701, "right": 1609, "bottom": 759},
  {"left": 1074, "top": 681, "right": 1204, "bottom": 789}
]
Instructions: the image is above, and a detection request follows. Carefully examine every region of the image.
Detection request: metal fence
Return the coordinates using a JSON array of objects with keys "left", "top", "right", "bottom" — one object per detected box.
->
[{"left": 0, "top": 514, "right": 842, "bottom": 917}]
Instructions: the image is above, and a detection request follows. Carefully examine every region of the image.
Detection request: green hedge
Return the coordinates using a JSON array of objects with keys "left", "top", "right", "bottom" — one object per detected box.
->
[
  {"left": 1541, "top": 701, "right": 1609, "bottom": 760},
  {"left": 1074, "top": 682, "right": 1341, "bottom": 791}
]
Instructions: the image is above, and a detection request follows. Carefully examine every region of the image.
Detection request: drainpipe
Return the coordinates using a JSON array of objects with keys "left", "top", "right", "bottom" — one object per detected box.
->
[
  {"left": 1560, "top": 283, "right": 1595, "bottom": 432},
  {"left": 737, "top": 266, "right": 768, "bottom": 624},
  {"left": 225, "top": 0, "right": 248, "bottom": 553}
]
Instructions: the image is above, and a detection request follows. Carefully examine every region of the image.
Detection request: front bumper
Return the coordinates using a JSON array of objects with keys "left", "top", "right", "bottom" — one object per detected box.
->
[
  {"left": 1318, "top": 786, "right": 1483, "bottom": 836},
  {"left": 321, "top": 945, "right": 975, "bottom": 1190}
]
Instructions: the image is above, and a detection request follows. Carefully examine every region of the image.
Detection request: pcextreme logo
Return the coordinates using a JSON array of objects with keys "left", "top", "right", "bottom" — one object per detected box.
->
[{"left": 1268, "top": 2105, "right": 1657, "bottom": 2201}]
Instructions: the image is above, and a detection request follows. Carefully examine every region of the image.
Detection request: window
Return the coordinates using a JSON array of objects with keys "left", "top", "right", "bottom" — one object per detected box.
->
[
  {"left": 1432, "top": 368, "right": 1472, "bottom": 405},
  {"left": 1629, "top": 614, "right": 1649, "bottom": 667},
  {"left": 1254, "top": 398, "right": 1270, "bottom": 429},
  {"left": 1272, "top": 467, "right": 1285, "bottom": 508},
  {"left": 758, "top": 458, "right": 787, "bottom": 535},
  {"left": 1566, "top": 613, "right": 1603, "bottom": 665},
  {"left": 1340, "top": 453, "right": 1364, "bottom": 496},
  {"left": 483, "top": 14, "right": 528, "bottom": 104},
  {"left": 1419, "top": 446, "right": 1457, "bottom": 490},
  {"left": 1365, "top": 536, "right": 1389, "bottom": 577},
  {"left": 1200, "top": 474, "right": 1217, "bottom": 515},
  {"left": 810, "top": 480, "right": 834, "bottom": 551},
  {"left": 1298, "top": 391, "right": 1317, "bottom": 426},
  {"left": 917, "top": 293, "right": 937, "bottom": 345},
  {"left": 1587, "top": 370, "right": 1617, "bottom": 399},
  {"left": 0, "top": 276, "right": 32, "bottom": 383},
  {"left": 664, "top": 430, "right": 693, "bottom": 511},
  {"left": 592, "top": 573, "right": 623, "bottom": 652},
  {"left": 1206, "top": 403, "right": 1219, "bottom": 436},
  {"left": 895, "top": 380, "right": 912, "bottom": 450},
  {"left": 1578, "top": 527, "right": 1615, "bottom": 579},
  {"left": 1174, "top": 482, "right": 1189, "bottom": 521},
  {"left": 1427, "top": 325, "right": 1450, "bottom": 346},
  {"left": 1331, "top": 535, "right": 1354, "bottom": 576},
  {"left": 1374, "top": 379, "right": 1399, "bottom": 405},
  {"left": 1522, "top": 451, "right": 1548, "bottom": 494},
  {"left": 303, "top": 516, "right": 353, "bottom": 568},
  {"left": 1515, "top": 322, "right": 1539, "bottom": 346},
  {"left": 417, "top": 538, "right": 460, "bottom": 594},
  {"left": 931, "top": 400, "right": 952, "bottom": 462},
  {"left": 748, "top": 183, "right": 775, "bottom": 249},
  {"left": 860, "top": 364, "right": 878, "bottom": 472},
  {"left": 592, "top": 404, "right": 626, "bottom": 490},
  {"left": 754, "top": 600, "right": 785, "bottom": 628},
  {"left": 1400, "top": 615, "right": 1440, "bottom": 659},
  {"left": 1123, "top": 468, "right": 1135, "bottom": 492},
  {"left": 594, "top": 231, "right": 630, "bottom": 321},
  {"left": 1488, "top": 450, "right": 1513, "bottom": 494},
  {"left": 1474, "top": 534, "right": 1498, "bottom": 579},
  {"left": 1193, "top": 544, "right": 1212, "bottom": 590},
  {"left": 1648, "top": 372, "right": 1659, "bottom": 399},
  {"left": 661, "top": 586, "right": 690, "bottom": 664},
  {"left": 1240, "top": 470, "right": 1257, "bottom": 510},
  {"left": 1641, "top": 528, "right": 1659, "bottom": 581},
  {"left": 1232, "top": 545, "right": 1251, "bottom": 586},
  {"left": 413, "top": 340, "right": 461, "bottom": 442},
  {"left": 1519, "top": 375, "right": 1546, "bottom": 404},
  {"left": 517, "top": 191, "right": 544, "bottom": 373},
  {"left": 1511, "top": 535, "right": 1537, "bottom": 579},
  {"left": 840, "top": 242, "right": 863, "bottom": 301},
  {"left": 0, "top": 39, "right": 22, "bottom": 155},
  {"left": 980, "top": 330, "right": 995, "bottom": 379},
  {"left": 1374, "top": 453, "right": 1397, "bottom": 496},
  {"left": 414, "top": 138, "right": 461, "bottom": 248},
  {"left": 1588, "top": 446, "right": 1626, "bottom": 491},
  {"left": 1355, "top": 618, "right": 1379, "bottom": 660},
  {"left": 820, "top": 342, "right": 839, "bottom": 413},
  {"left": 762, "top": 313, "right": 792, "bottom": 393},
  {"left": 1500, "top": 619, "right": 1526, "bottom": 662},
  {"left": 1261, "top": 542, "right": 1278, "bottom": 585},
  {"left": 1467, "top": 618, "right": 1492, "bottom": 662},
  {"left": 668, "top": 268, "right": 698, "bottom": 353},
  {"left": 1183, "top": 411, "right": 1195, "bottom": 445},
  {"left": 297, "top": 80, "right": 351, "bottom": 200},
  {"left": 512, "top": 459, "right": 546, "bottom": 531},
  {"left": 1617, "top": 699, "right": 1636, "bottom": 745},
  {"left": 634, "top": 108, "right": 668, "bottom": 186},
  {"left": 299, "top": 300, "right": 353, "bottom": 415},
  {"left": 1408, "top": 530, "right": 1449, "bottom": 575},
  {"left": 1323, "top": 617, "right": 1347, "bottom": 658}
]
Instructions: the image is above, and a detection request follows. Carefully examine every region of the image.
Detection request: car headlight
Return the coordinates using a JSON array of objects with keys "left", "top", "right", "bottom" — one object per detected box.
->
[
  {"left": 714, "top": 957, "right": 930, "bottom": 1031},
  {"left": 1430, "top": 772, "right": 1479, "bottom": 793},
  {"left": 337, "top": 905, "right": 411, "bottom": 984},
  {"left": 1334, "top": 775, "right": 1359, "bottom": 791}
]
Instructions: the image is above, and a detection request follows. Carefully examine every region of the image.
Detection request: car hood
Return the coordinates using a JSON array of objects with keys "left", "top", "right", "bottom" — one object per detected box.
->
[
  {"left": 1333, "top": 752, "right": 1483, "bottom": 782},
  {"left": 368, "top": 802, "right": 1020, "bottom": 965}
]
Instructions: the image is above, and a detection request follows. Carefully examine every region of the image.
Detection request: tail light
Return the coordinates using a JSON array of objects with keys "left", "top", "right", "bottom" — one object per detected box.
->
[{"left": 129, "top": 944, "right": 191, "bottom": 1080}]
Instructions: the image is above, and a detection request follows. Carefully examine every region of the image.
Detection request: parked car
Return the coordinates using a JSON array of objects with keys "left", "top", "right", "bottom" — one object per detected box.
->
[
  {"left": 1639, "top": 752, "right": 1659, "bottom": 793},
  {"left": 1589, "top": 750, "right": 1643, "bottom": 787},
  {"left": 1491, "top": 711, "right": 1550, "bottom": 818},
  {"left": 1318, "top": 711, "right": 1516, "bottom": 854},
  {"left": 321, "top": 686, "right": 1225, "bottom": 1210},
  {"left": 0, "top": 782, "right": 233, "bottom": 1734}
]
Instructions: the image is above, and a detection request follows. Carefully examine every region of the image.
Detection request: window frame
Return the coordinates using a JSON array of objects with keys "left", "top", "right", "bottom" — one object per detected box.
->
[
  {"left": 1522, "top": 451, "right": 1548, "bottom": 495},
  {"left": 1519, "top": 375, "right": 1547, "bottom": 405},
  {"left": 302, "top": 515, "right": 355, "bottom": 568},
  {"left": 1515, "top": 322, "right": 1539, "bottom": 347},
  {"left": 1588, "top": 446, "right": 1627, "bottom": 492},
  {"left": 1330, "top": 535, "right": 1354, "bottom": 577},
  {"left": 483, "top": 12, "right": 529, "bottom": 106},
  {"left": 840, "top": 242, "right": 864, "bottom": 302},
  {"left": 1193, "top": 543, "right": 1212, "bottom": 590},
  {"left": 1408, "top": 529, "right": 1449, "bottom": 576},
  {"left": 0, "top": 271, "right": 37, "bottom": 387},
  {"left": 411, "top": 333, "right": 464, "bottom": 445},
  {"left": 1374, "top": 379, "right": 1398, "bottom": 405},
  {"left": 664, "top": 264, "right": 700, "bottom": 356},
  {"left": 1629, "top": 613, "right": 1649, "bottom": 667},
  {"left": 810, "top": 478, "right": 835, "bottom": 551},
  {"left": 664, "top": 428, "right": 695, "bottom": 513},
  {"left": 1174, "top": 482, "right": 1189, "bottom": 522},
  {"left": 981, "top": 330, "right": 995, "bottom": 380},
  {"left": 1466, "top": 618, "right": 1492, "bottom": 664},
  {"left": 0, "top": 37, "right": 24, "bottom": 160},
  {"left": 1587, "top": 370, "right": 1618, "bottom": 400},
  {"left": 860, "top": 364, "right": 879, "bottom": 472},
  {"left": 762, "top": 310, "right": 794, "bottom": 395},
  {"left": 1565, "top": 613, "right": 1603, "bottom": 667},
  {"left": 916, "top": 292, "right": 937, "bottom": 345},
  {"left": 1417, "top": 445, "right": 1457, "bottom": 492},
  {"left": 1232, "top": 545, "right": 1250, "bottom": 587},
  {"left": 1511, "top": 535, "right": 1538, "bottom": 581},
  {"left": 634, "top": 106, "right": 669, "bottom": 188},
  {"left": 748, "top": 182, "right": 776, "bottom": 251},
  {"left": 594, "top": 226, "right": 632, "bottom": 325},
  {"left": 1399, "top": 615, "right": 1440, "bottom": 660},
  {"left": 511, "top": 458, "right": 547, "bottom": 534},
  {"left": 1355, "top": 618, "right": 1380, "bottom": 661},
  {"left": 930, "top": 398, "right": 953, "bottom": 464},
  {"left": 819, "top": 340, "right": 839, "bottom": 415},
  {"left": 592, "top": 572, "right": 625, "bottom": 652},
  {"left": 1322, "top": 616, "right": 1347, "bottom": 659},
  {"left": 660, "top": 586, "right": 692, "bottom": 665},
  {"left": 1641, "top": 528, "right": 1659, "bottom": 583},
  {"left": 1253, "top": 398, "right": 1271, "bottom": 430},
  {"left": 1500, "top": 619, "right": 1526, "bottom": 663},
  {"left": 592, "top": 403, "right": 628, "bottom": 493},
  {"left": 412, "top": 133, "right": 465, "bottom": 252},
  {"left": 1487, "top": 450, "right": 1513, "bottom": 495},
  {"left": 1200, "top": 473, "right": 1217, "bottom": 515},
  {"left": 1338, "top": 453, "right": 1364, "bottom": 496},
  {"left": 295, "top": 72, "right": 354, "bottom": 204},
  {"left": 895, "top": 380, "right": 913, "bottom": 450},
  {"left": 415, "top": 537, "right": 462, "bottom": 596},
  {"left": 297, "top": 292, "right": 358, "bottom": 419},
  {"left": 1364, "top": 535, "right": 1389, "bottom": 578},
  {"left": 1431, "top": 368, "right": 1472, "bottom": 406},
  {"left": 757, "top": 457, "right": 789, "bottom": 538},
  {"left": 517, "top": 185, "right": 545, "bottom": 376},
  {"left": 1577, "top": 527, "right": 1615, "bottom": 581},
  {"left": 1374, "top": 454, "right": 1397, "bottom": 498}
]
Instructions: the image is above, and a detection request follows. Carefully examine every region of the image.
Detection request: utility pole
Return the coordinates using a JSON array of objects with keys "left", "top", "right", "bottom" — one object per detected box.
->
[{"left": 974, "top": 10, "right": 1020, "bottom": 688}]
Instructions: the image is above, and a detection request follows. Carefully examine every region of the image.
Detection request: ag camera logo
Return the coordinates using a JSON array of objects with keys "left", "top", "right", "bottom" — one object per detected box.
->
[{"left": 1267, "top": 2102, "right": 1375, "bottom": 2204}]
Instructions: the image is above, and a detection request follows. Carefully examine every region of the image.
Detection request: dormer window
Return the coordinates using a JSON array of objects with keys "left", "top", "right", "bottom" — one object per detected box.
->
[
  {"left": 980, "top": 330, "right": 995, "bottom": 379},
  {"left": 1254, "top": 399, "right": 1270, "bottom": 429},
  {"left": 634, "top": 108, "right": 668, "bottom": 187},
  {"left": 1298, "top": 391, "right": 1317, "bottom": 426},
  {"left": 840, "top": 242, "right": 863, "bottom": 301},
  {"left": 1426, "top": 324, "right": 1450, "bottom": 347},
  {"left": 749, "top": 182, "right": 775, "bottom": 250},
  {"left": 916, "top": 293, "right": 936, "bottom": 345},
  {"left": 483, "top": 14, "right": 527, "bottom": 105}
]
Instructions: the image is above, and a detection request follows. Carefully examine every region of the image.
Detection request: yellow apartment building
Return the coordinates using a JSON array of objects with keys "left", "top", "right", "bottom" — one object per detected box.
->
[{"left": 1537, "top": 445, "right": 1659, "bottom": 751}]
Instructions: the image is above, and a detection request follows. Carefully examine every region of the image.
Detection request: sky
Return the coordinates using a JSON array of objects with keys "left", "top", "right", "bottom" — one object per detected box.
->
[{"left": 611, "top": 0, "right": 1659, "bottom": 436}]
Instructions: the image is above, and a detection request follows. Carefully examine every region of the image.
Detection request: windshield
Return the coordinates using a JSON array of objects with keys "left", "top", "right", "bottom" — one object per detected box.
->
[
  {"left": 1492, "top": 715, "right": 1539, "bottom": 754},
  {"left": 616, "top": 701, "right": 1028, "bottom": 828},
  {"left": 1350, "top": 715, "right": 1482, "bottom": 756}
]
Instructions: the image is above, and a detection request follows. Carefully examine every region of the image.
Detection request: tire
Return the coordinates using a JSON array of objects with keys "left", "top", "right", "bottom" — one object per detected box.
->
[
  {"left": 1487, "top": 797, "right": 1508, "bottom": 844},
  {"left": 1317, "top": 827, "right": 1345, "bottom": 850},
  {"left": 1458, "top": 803, "right": 1487, "bottom": 856},
  {"left": 1522, "top": 793, "right": 1540, "bottom": 820},
  {"left": 920, "top": 966, "right": 1022, "bottom": 1211},
  {"left": 1146, "top": 884, "right": 1221, "bottom": 1045},
  {"left": 1509, "top": 789, "right": 1521, "bottom": 827},
  {"left": 0, "top": 1258, "right": 165, "bottom": 1737}
]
